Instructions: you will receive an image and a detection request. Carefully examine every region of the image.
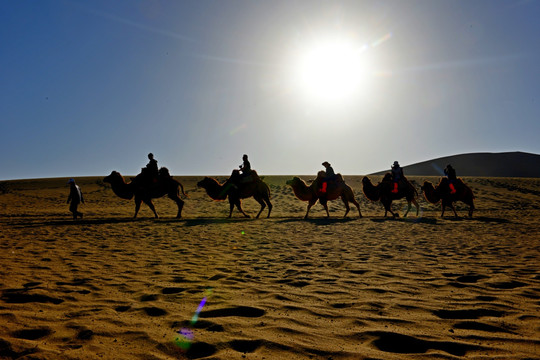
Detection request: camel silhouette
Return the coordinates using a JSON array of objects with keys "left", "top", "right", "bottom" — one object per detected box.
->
[
  {"left": 421, "top": 178, "right": 475, "bottom": 218},
  {"left": 362, "top": 173, "right": 419, "bottom": 218},
  {"left": 286, "top": 172, "right": 362, "bottom": 219},
  {"left": 197, "top": 170, "right": 272, "bottom": 218},
  {"left": 103, "top": 169, "right": 187, "bottom": 218}
]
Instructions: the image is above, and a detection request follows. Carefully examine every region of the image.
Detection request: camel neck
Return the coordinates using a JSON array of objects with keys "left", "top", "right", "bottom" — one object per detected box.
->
[{"left": 112, "top": 181, "right": 134, "bottom": 200}]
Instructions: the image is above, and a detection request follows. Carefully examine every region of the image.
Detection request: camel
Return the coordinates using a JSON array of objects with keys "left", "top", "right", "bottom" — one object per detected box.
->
[
  {"left": 421, "top": 178, "right": 475, "bottom": 218},
  {"left": 362, "top": 173, "right": 419, "bottom": 218},
  {"left": 103, "top": 169, "right": 187, "bottom": 218},
  {"left": 197, "top": 170, "right": 272, "bottom": 218},
  {"left": 286, "top": 172, "right": 362, "bottom": 219}
]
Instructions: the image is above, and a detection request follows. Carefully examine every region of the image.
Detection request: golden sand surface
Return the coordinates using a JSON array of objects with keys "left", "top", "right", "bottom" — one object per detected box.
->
[{"left": 1, "top": 175, "right": 539, "bottom": 359}]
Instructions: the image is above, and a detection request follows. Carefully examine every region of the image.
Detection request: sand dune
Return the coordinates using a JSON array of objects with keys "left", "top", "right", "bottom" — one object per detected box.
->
[
  {"left": 372, "top": 151, "right": 540, "bottom": 178},
  {"left": 1, "top": 175, "right": 539, "bottom": 359}
]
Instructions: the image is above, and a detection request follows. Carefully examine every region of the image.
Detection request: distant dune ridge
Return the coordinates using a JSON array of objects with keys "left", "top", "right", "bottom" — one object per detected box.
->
[{"left": 372, "top": 151, "right": 540, "bottom": 177}]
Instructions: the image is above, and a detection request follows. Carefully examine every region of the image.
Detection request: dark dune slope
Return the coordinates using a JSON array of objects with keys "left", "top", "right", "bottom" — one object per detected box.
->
[{"left": 373, "top": 151, "right": 540, "bottom": 177}]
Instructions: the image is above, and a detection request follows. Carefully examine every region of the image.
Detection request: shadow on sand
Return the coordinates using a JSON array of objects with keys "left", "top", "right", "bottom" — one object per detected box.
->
[
  {"left": 10, "top": 217, "right": 160, "bottom": 228},
  {"left": 278, "top": 217, "right": 359, "bottom": 226},
  {"left": 369, "top": 217, "right": 439, "bottom": 225}
]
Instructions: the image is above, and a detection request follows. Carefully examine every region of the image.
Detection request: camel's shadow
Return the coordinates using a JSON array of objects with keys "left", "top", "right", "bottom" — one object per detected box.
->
[
  {"left": 278, "top": 217, "right": 359, "bottom": 225},
  {"left": 369, "top": 217, "right": 439, "bottom": 225},
  {"left": 21, "top": 217, "right": 155, "bottom": 227}
]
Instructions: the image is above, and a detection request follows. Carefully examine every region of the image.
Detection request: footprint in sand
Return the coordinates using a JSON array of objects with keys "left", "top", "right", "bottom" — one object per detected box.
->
[
  {"left": 433, "top": 308, "right": 505, "bottom": 319},
  {"left": 229, "top": 339, "right": 263, "bottom": 353},
  {"left": 12, "top": 327, "right": 52, "bottom": 340},
  {"left": 1, "top": 289, "right": 63, "bottom": 304},
  {"left": 369, "top": 331, "right": 481, "bottom": 356},
  {"left": 142, "top": 306, "right": 168, "bottom": 317},
  {"left": 200, "top": 306, "right": 265, "bottom": 318}
]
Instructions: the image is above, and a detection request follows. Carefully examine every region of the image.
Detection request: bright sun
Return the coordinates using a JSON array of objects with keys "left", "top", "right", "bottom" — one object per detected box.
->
[{"left": 293, "top": 38, "right": 370, "bottom": 105}]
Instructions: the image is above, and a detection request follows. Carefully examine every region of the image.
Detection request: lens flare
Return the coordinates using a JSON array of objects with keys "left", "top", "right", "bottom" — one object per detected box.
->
[{"left": 173, "top": 288, "right": 214, "bottom": 351}]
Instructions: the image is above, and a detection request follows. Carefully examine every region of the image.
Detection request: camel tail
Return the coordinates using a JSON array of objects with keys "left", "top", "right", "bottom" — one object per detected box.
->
[
  {"left": 179, "top": 182, "right": 188, "bottom": 198},
  {"left": 264, "top": 181, "right": 271, "bottom": 199}
]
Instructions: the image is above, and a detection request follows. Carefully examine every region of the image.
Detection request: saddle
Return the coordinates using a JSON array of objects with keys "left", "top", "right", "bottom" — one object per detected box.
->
[
  {"left": 317, "top": 173, "right": 344, "bottom": 195},
  {"left": 134, "top": 167, "right": 171, "bottom": 187},
  {"left": 229, "top": 169, "right": 260, "bottom": 186}
]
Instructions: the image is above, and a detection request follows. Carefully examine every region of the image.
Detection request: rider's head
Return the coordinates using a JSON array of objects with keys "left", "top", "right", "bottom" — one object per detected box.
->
[
  {"left": 243, "top": 154, "right": 248, "bottom": 160},
  {"left": 148, "top": 153, "right": 154, "bottom": 160},
  {"left": 322, "top": 161, "right": 330, "bottom": 168},
  {"left": 392, "top": 161, "right": 399, "bottom": 168}
]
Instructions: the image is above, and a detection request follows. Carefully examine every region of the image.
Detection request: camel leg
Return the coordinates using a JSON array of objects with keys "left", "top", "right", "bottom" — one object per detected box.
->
[
  {"left": 383, "top": 200, "right": 397, "bottom": 218},
  {"left": 323, "top": 204, "right": 330, "bottom": 218},
  {"left": 412, "top": 198, "right": 420, "bottom": 216},
  {"left": 134, "top": 198, "right": 142, "bottom": 218},
  {"left": 352, "top": 198, "right": 362, "bottom": 218},
  {"left": 228, "top": 200, "right": 234, "bottom": 218},
  {"left": 404, "top": 201, "right": 411, "bottom": 217},
  {"left": 265, "top": 197, "right": 273, "bottom": 218},
  {"left": 320, "top": 198, "right": 330, "bottom": 218},
  {"left": 254, "top": 196, "right": 266, "bottom": 219},
  {"left": 468, "top": 202, "right": 475, "bottom": 218},
  {"left": 341, "top": 196, "right": 350, "bottom": 218},
  {"left": 304, "top": 199, "right": 316, "bottom": 219},
  {"left": 144, "top": 199, "right": 158, "bottom": 218},
  {"left": 450, "top": 203, "right": 458, "bottom": 218},
  {"left": 169, "top": 193, "right": 184, "bottom": 218},
  {"left": 235, "top": 199, "right": 250, "bottom": 218}
]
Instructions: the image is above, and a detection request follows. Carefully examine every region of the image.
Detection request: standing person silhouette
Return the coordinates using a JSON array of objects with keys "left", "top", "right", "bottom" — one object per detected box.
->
[{"left": 67, "top": 178, "right": 84, "bottom": 220}]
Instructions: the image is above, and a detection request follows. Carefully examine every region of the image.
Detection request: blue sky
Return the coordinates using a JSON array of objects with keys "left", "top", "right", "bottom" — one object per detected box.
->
[{"left": 1, "top": 0, "right": 539, "bottom": 180}]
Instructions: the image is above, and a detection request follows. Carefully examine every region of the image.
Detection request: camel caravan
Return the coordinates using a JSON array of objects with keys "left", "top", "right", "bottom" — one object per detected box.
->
[{"left": 103, "top": 155, "right": 475, "bottom": 220}]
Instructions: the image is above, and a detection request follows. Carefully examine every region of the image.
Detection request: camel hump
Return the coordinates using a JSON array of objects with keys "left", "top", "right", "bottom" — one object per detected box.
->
[
  {"left": 382, "top": 173, "right": 393, "bottom": 182},
  {"left": 230, "top": 169, "right": 261, "bottom": 185},
  {"left": 158, "top": 167, "right": 171, "bottom": 179}
]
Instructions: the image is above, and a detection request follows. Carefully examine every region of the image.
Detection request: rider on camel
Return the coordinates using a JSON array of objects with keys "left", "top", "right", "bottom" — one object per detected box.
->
[
  {"left": 146, "top": 153, "right": 159, "bottom": 183},
  {"left": 239, "top": 154, "right": 252, "bottom": 177},
  {"left": 391, "top": 161, "right": 404, "bottom": 194},
  {"left": 444, "top": 164, "right": 457, "bottom": 194},
  {"left": 321, "top": 161, "right": 337, "bottom": 193}
]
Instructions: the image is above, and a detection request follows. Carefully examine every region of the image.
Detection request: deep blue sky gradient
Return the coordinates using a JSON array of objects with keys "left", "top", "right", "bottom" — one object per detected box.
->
[{"left": 2, "top": 0, "right": 539, "bottom": 180}]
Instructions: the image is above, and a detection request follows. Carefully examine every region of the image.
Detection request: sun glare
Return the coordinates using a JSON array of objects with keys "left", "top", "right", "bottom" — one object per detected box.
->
[{"left": 293, "top": 38, "right": 370, "bottom": 105}]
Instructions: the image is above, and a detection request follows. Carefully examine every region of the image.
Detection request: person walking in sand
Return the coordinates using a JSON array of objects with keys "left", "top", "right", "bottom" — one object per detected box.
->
[{"left": 67, "top": 178, "right": 84, "bottom": 220}]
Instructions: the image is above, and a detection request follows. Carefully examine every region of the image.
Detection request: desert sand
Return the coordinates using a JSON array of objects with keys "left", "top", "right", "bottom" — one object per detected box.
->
[{"left": 1, "top": 175, "right": 539, "bottom": 359}]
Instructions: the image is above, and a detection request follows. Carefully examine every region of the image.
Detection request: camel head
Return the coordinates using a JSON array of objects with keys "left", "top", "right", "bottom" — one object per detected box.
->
[
  {"left": 103, "top": 171, "right": 134, "bottom": 200},
  {"left": 362, "top": 176, "right": 381, "bottom": 201},
  {"left": 361, "top": 176, "right": 372, "bottom": 185},
  {"left": 421, "top": 180, "right": 441, "bottom": 204},
  {"left": 103, "top": 171, "right": 124, "bottom": 184},
  {"left": 420, "top": 181, "right": 434, "bottom": 192},
  {"left": 197, "top": 177, "right": 216, "bottom": 190},
  {"left": 286, "top": 177, "right": 301, "bottom": 187}
]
